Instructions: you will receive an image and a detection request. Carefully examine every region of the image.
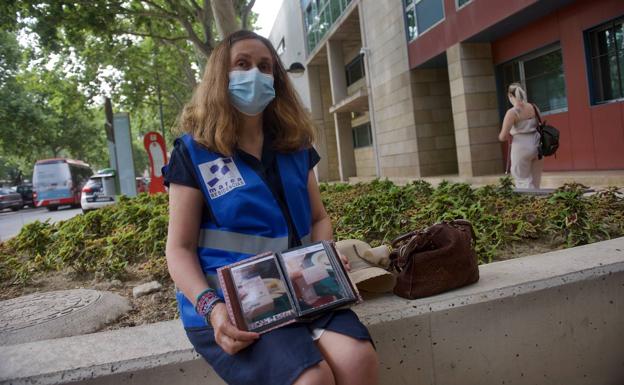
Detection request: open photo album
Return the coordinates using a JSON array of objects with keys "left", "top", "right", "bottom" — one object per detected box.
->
[{"left": 217, "top": 241, "right": 362, "bottom": 333}]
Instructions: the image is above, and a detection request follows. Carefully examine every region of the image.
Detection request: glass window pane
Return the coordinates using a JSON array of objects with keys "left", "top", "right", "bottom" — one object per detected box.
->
[
  {"left": 406, "top": 9, "right": 416, "bottom": 40},
  {"left": 526, "top": 71, "right": 567, "bottom": 112},
  {"left": 619, "top": 51, "right": 624, "bottom": 98},
  {"left": 352, "top": 123, "right": 372, "bottom": 148},
  {"left": 591, "top": 52, "right": 623, "bottom": 102},
  {"left": 524, "top": 50, "right": 562, "bottom": 79},
  {"left": 615, "top": 22, "right": 624, "bottom": 52},
  {"left": 457, "top": 0, "right": 471, "bottom": 7},
  {"left": 609, "top": 53, "right": 623, "bottom": 99},
  {"left": 415, "top": 0, "right": 444, "bottom": 35},
  {"left": 517, "top": 48, "right": 567, "bottom": 112},
  {"left": 592, "top": 56, "right": 611, "bottom": 102},
  {"left": 330, "top": 0, "right": 341, "bottom": 24},
  {"left": 588, "top": 19, "right": 624, "bottom": 103}
]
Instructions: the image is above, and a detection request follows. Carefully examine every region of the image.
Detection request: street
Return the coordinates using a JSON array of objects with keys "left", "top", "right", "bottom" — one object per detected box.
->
[{"left": 0, "top": 206, "right": 82, "bottom": 242}]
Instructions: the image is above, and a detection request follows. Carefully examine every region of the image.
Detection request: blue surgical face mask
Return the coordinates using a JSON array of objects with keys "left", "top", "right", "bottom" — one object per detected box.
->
[{"left": 228, "top": 67, "right": 276, "bottom": 116}]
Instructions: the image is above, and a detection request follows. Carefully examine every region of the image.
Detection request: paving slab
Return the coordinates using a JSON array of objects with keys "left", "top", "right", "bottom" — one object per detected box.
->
[{"left": 0, "top": 289, "right": 131, "bottom": 346}]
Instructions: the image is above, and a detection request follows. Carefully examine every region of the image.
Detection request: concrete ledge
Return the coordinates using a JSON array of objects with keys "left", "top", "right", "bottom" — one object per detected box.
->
[{"left": 1, "top": 238, "right": 624, "bottom": 385}]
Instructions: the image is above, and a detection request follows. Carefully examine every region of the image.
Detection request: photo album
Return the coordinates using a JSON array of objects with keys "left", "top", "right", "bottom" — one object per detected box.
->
[{"left": 217, "top": 241, "right": 362, "bottom": 333}]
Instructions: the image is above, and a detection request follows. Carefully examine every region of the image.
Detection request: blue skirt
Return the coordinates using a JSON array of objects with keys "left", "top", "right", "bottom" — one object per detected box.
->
[{"left": 185, "top": 309, "right": 371, "bottom": 385}]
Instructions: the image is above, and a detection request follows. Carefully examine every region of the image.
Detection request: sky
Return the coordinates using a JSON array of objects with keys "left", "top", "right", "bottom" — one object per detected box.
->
[{"left": 252, "top": 0, "right": 284, "bottom": 37}]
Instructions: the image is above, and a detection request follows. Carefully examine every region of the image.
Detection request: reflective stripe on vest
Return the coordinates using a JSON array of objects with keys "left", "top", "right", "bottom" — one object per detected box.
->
[
  {"left": 176, "top": 134, "right": 312, "bottom": 327},
  {"left": 198, "top": 228, "right": 288, "bottom": 256},
  {"left": 198, "top": 229, "right": 312, "bottom": 256}
]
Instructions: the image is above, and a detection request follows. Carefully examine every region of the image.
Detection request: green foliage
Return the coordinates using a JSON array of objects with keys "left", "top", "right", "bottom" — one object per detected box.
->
[
  {"left": 546, "top": 183, "right": 612, "bottom": 247},
  {"left": 323, "top": 178, "right": 624, "bottom": 264},
  {"left": 2, "top": 180, "right": 623, "bottom": 286},
  {"left": 0, "top": 193, "right": 169, "bottom": 284},
  {"left": 0, "top": 30, "right": 108, "bottom": 178}
]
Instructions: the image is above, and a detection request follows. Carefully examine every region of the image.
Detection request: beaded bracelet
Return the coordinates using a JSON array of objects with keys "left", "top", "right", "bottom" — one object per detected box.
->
[{"left": 195, "top": 288, "right": 223, "bottom": 317}]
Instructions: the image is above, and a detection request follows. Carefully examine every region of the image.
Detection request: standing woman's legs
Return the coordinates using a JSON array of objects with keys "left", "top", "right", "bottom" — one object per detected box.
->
[
  {"left": 530, "top": 132, "right": 544, "bottom": 189},
  {"left": 531, "top": 157, "right": 544, "bottom": 189},
  {"left": 316, "top": 330, "right": 379, "bottom": 385},
  {"left": 511, "top": 134, "right": 538, "bottom": 188}
]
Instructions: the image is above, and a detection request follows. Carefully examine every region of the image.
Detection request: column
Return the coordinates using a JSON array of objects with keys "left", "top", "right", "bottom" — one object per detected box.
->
[
  {"left": 447, "top": 42, "right": 504, "bottom": 177},
  {"left": 327, "top": 39, "right": 356, "bottom": 181}
]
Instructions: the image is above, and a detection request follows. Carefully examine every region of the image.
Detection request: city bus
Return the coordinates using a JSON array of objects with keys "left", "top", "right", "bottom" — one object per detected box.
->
[{"left": 32, "top": 159, "right": 93, "bottom": 211}]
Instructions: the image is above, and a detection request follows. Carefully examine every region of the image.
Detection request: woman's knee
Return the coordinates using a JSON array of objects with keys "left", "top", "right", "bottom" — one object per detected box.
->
[
  {"left": 349, "top": 340, "right": 379, "bottom": 374},
  {"left": 293, "top": 360, "right": 336, "bottom": 385},
  {"left": 318, "top": 333, "right": 379, "bottom": 384}
]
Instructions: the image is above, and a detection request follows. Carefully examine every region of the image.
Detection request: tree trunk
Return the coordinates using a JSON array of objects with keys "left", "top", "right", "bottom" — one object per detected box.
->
[{"left": 210, "top": 0, "right": 241, "bottom": 39}]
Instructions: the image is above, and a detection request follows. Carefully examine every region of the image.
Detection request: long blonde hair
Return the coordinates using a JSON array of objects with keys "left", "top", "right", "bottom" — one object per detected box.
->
[{"left": 177, "top": 30, "right": 316, "bottom": 156}]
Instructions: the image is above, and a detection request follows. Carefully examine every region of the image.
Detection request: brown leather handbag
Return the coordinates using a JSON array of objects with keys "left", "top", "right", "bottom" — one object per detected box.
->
[{"left": 389, "top": 219, "right": 479, "bottom": 299}]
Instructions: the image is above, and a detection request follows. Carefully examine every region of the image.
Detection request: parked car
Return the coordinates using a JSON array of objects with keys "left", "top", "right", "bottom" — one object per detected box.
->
[
  {"left": 0, "top": 188, "right": 24, "bottom": 211},
  {"left": 16, "top": 184, "right": 34, "bottom": 207},
  {"left": 80, "top": 173, "right": 116, "bottom": 212}
]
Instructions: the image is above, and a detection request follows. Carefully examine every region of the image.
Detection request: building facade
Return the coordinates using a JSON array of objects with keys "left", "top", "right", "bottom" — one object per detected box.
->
[{"left": 270, "top": 0, "right": 624, "bottom": 181}]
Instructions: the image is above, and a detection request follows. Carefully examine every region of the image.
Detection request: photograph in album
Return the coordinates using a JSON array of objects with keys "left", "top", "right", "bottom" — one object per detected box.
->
[{"left": 218, "top": 241, "right": 361, "bottom": 333}]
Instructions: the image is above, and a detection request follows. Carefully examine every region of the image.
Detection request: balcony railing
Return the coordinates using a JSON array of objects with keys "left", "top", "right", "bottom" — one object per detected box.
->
[{"left": 305, "top": 0, "right": 353, "bottom": 53}]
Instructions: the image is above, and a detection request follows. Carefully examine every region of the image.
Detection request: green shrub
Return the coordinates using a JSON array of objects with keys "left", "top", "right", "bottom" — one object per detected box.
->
[
  {"left": 1, "top": 181, "right": 622, "bottom": 286},
  {"left": 0, "top": 193, "right": 169, "bottom": 284}
]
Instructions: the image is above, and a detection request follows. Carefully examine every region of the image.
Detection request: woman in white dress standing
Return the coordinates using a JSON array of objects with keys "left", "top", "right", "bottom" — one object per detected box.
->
[{"left": 498, "top": 83, "right": 543, "bottom": 189}]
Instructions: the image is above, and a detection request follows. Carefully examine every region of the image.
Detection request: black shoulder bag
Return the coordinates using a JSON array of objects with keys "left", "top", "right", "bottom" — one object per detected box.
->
[{"left": 532, "top": 104, "right": 560, "bottom": 159}]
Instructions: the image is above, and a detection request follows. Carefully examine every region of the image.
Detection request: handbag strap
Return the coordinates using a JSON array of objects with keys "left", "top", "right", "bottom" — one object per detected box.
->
[
  {"left": 388, "top": 220, "right": 476, "bottom": 272},
  {"left": 390, "top": 229, "right": 420, "bottom": 248},
  {"left": 531, "top": 104, "right": 543, "bottom": 126},
  {"left": 389, "top": 231, "right": 426, "bottom": 272}
]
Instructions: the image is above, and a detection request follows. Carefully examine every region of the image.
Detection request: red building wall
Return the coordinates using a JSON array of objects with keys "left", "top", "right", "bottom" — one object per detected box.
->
[
  {"left": 492, "top": 0, "right": 624, "bottom": 171},
  {"left": 407, "top": 0, "right": 540, "bottom": 68}
]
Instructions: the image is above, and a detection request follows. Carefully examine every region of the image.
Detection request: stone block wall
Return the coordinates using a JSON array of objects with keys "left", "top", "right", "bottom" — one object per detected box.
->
[
  {"left": 309, "top": 64, "right": 340, "bottom": 181},
  {"left": 362, "top": 0, "right": 421, "bottom": 178},
  {"left": 354, "top": 146, "right": 376, "bottom": 176},
  {"left": 410, "top": 68, "right": 458, "bottom": 176},
  {"left": 447, "top": 43, "right": 504, "bottom": 177}
]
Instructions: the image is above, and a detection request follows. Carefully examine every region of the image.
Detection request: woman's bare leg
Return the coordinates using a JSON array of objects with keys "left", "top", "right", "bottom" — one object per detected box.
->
[{"left": 316, "top": 330, "right": 378, "bottom": 385}]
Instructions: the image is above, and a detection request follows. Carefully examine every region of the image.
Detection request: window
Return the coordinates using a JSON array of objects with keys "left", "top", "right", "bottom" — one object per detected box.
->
[
  {"left": 587, "top": 17, "right": 624, "bottom": 104},
  {"left": 456, "top": 0, "right": 472, "bottom": 8},
  {"left": 345, "top": 54, "right": 365, "bottom": 86},
  {"left": 304, "top": 0, "right": 351, "bottom": 53},
  {"left": 403, "top": 0, "right": 444, "bottom": 41},
  {"left": 352, "top": 123, "right": 372, "bottom": 148},
  {"left": 500, "top": 44, "right": 567, "bottom": 114},
  {"left": 276, "top": 38, "right": 285, "bottom": 56}
]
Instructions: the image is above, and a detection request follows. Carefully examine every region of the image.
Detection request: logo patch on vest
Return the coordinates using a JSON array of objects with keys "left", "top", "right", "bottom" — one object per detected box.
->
[{"left": 198, "top": 157, "right": 245, "bottom": 199}]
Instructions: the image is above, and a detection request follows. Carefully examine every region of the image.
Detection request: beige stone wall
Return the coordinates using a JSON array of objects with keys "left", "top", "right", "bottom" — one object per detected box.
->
[
  {"left": 347, "top": 77, "right": 366, "bottom": 95},
  {"left": 447, "top": 43, "right": 504, "bottom": 177},
  {"left": 352, "top": 112, "right": 374, "bottom": 177},
  {"left": 309, "top": 64, "right": 340, "bottom": 182},
  {"left": 320, "top": 67, "right": 341, "bottom": 181},
  {"left": 362, "top": 0, "right": 420, "bottom": 178},
  {"left": 411, "top": 68, "right": 458, "bottom": 176},
  {"left": 343, "top": 43, "right": 361, "bottom": 65},
  {"left": 354, "top": 146, "right": 376, "bottom": 176}
]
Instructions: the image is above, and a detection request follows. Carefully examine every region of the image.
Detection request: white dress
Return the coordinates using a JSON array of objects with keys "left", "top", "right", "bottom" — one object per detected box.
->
[{"left": 510, "top": 108, "right": 543, "bottom": 189}]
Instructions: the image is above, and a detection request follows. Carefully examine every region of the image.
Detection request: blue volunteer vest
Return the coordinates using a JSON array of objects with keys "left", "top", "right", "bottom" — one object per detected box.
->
[{"left": 178, "top": 134, "right": 312, "bottom": 327}]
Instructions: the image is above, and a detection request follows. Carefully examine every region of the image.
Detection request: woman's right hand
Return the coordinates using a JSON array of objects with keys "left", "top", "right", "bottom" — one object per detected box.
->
[{"left": 209, "top": 303, "right": 259, "bottom": 355}]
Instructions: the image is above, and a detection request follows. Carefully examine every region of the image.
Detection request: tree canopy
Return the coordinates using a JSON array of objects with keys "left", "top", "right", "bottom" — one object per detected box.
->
[{"left": 0, "top": 0, "right": 258, "bottom": 183}]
